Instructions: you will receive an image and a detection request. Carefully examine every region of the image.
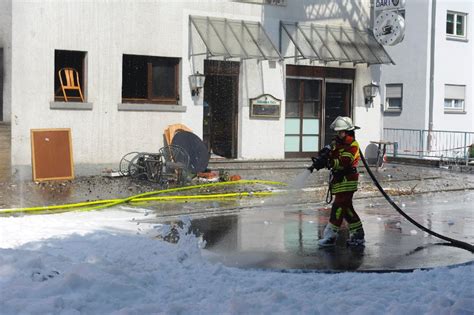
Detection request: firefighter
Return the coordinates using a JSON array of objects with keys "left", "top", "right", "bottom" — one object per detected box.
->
[{"left": 309, "top": 116, "right": 365, "bottom": 247}]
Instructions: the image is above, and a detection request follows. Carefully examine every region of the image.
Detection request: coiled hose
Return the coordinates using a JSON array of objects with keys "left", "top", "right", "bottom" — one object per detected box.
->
[{"left": 359, "top": 150, "right": 474, "bottom": 253}]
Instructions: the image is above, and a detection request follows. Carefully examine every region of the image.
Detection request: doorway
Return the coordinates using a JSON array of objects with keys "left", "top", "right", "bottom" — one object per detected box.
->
[
  {"left": 203, "top": 60, "right": 240, "bottom": 159},
  {"left": 284, "top": 78, "right": 322, "bottom": 158},
  {"left": 324, "top": 82, "right": 352, "bottom": 145}
]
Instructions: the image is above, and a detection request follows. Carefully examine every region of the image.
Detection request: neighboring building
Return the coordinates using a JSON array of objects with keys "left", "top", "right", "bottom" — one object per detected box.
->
[
  {"left": 0, "top": 0, "right": 393, "bottom": 179},
  {"left": 381, "top": 0, "right": 473, "bottom": 132}
]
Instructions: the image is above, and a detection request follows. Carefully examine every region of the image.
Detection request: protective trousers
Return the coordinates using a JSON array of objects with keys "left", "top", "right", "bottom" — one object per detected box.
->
[{"left": 328, "top": 191, "right": 363, "bottom": 232}]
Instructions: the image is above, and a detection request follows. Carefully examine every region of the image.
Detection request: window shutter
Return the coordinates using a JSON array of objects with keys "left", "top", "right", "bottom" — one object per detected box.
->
[
  {"left": 386, "top": 84, "right": 402, "bottom": 98},
  {"left": 445, "top": 85, "right": 465, "bottom": 100}
]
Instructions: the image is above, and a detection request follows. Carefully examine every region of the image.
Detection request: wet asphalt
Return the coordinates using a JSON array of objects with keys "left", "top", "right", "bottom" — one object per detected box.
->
[{"left": 1, "top": 162, "right": 473, "bottom": 271}]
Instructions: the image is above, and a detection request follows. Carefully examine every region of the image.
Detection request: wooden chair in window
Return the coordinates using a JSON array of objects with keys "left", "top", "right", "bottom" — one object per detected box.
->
[{"left": 58, "top": 68, "right": 84, "bottom": 102}]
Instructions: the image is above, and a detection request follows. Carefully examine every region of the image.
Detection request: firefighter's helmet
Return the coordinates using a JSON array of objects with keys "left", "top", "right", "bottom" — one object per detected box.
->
[{"left": 330, "top": 116, "right": 360, "bottom": 131}]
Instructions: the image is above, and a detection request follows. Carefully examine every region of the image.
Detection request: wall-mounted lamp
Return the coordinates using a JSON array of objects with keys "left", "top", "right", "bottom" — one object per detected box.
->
[
  {"left": 189, "top": 71, "right": 206, "bottom": 97},
  {"left": 363, "top": 83, "right": 379, "bottom": 105}
]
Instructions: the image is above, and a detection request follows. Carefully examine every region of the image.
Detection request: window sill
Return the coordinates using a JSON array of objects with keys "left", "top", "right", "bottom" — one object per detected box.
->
[
  {"left": 446, "top": 36, "right": 468, "bottom": 43},
  {"left": 384, "top": 108, "right": 402, "bottom": 113},
  {"left": 118, "top": 103, "right": 186, "bottom": 112},
  {"left": 50, "top": 101, "right": 93, "bottom": 110},
  {"left": 444, "top": 110, "right": 466, "bottom": 114}
]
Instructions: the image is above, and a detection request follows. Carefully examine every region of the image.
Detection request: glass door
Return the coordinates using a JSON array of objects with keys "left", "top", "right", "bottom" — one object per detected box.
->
[
  {"left": 285, "top": 79, "right": 321, "bottom": 158},
  {"left": 324, "top": 82, "right": 352, "bottom": 146}
]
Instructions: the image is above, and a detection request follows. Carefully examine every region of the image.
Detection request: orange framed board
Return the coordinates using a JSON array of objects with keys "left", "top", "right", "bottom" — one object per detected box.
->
[{"left": 31, "top": 128, "right": 74, "bottom": 181}]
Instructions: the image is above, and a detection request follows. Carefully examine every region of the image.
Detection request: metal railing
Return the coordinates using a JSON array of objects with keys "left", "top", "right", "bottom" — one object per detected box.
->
[{"left": 382, "top": 128, "right": 474, "bottom": 165}]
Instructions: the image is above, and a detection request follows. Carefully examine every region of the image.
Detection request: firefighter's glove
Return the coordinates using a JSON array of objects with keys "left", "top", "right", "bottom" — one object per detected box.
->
[
  {"left": 319, "top": 145, "right": 332, "bottom": 158},
  {"left": 308, "top": 156, "right": 327, "bottom": 173}
]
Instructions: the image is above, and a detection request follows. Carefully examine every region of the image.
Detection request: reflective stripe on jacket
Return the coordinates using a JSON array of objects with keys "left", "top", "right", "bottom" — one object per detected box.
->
[{"left": 329, "top": 135, "right": 360, "bottom": 193}]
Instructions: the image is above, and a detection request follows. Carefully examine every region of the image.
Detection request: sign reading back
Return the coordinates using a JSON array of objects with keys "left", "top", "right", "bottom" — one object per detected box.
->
[{"left": 249, "top": 94, "right": 281, "bottom": 119}]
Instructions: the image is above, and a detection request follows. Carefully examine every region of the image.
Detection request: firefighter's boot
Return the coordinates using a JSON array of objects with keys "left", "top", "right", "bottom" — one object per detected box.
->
[
  {"left": 318, "top": 224, "right": 338, "bottom": 247},
  {"left": 347, "top": 228, "right": 365, "bottom": 247}
]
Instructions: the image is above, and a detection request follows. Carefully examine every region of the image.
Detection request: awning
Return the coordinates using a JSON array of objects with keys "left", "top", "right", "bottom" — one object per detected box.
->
[
  {"left": 281, "top": 22, "right": 394, "bottom": 65},
  {"left": 190, "top": 15, "right": 282, "bottom": 61}
]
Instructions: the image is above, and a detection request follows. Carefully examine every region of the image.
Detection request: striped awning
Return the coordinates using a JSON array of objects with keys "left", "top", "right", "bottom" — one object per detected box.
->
[
  {"left": 281, "top": 22, "right": 394, "bottom": 65},
  {"left": 190, "top": 15, "right": 282, "bottom": 61}
]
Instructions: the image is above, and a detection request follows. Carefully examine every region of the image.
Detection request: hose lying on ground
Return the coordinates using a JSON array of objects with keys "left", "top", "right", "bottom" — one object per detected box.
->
[
  {"left": 359, "top": 150, "right": 474, "bottom": 253},
  {"left": 0, "top": 180, "right": 285, "bottom": 215}
]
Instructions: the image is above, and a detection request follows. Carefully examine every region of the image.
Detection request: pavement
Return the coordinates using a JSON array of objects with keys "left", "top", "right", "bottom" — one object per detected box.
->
[{"left": 1, "top": 160, "right": 473, "bottom": 272}]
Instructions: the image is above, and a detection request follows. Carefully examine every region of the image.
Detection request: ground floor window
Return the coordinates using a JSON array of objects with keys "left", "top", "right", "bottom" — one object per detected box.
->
[
  {"left": 54, "top": 50, "right": 87, "bottom": 102},
  {"left": 444, "top": 84, "right": 465, "bottom": 113},
  {"left": 122, "top": 55, "right": 180, "bottom": 105}
]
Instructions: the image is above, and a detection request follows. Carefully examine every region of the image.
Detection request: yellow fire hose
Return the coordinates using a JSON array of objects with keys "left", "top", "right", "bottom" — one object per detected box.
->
[{"left": 0, "top": 180, "right": 285, "bottom": 215}]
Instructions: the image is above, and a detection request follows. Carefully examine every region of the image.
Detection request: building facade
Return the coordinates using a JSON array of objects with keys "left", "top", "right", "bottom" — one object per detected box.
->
[
  {"left": 0, "top": 0, "right": 392, "bottom": 179},
  {"left": 381, "top": 0, "right": 473, "bottom": 132}
]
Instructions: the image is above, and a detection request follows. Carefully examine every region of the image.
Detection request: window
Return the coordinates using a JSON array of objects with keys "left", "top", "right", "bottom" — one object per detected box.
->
[
  {"left": 385, "top": 84, "right": 403, "bottom": 112},
  {"left": 444, "top": 84, "right": 465, "bottom": 112},
  {"left": 54, "top": 50, "right": 87, "bottom": 102},
  {"left": 446, "top": 11, "right": 467, "bottom": 38},
  {"left": 122, "top": 55, "right": 180, "bottom": 105}
]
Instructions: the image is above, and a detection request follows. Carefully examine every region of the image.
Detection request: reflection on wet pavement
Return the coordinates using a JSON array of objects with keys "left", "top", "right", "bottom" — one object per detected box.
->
[{"left": 161, "top": 191, "right": 474, "bottom": 272}]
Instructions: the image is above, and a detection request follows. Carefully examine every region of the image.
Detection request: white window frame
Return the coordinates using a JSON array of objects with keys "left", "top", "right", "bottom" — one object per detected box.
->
[
  {"left": 444, "top": 84, "right": 466, "bottom": 113},
  {"left": 384, "top": 83, "right": 403, "bottom": 112},
  {"left": 446, "top": 11, "right": 467, "bottom": 39}
]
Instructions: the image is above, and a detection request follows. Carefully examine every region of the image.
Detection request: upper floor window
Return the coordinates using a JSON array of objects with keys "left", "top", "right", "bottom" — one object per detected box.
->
[
  {"left": 444, "top": 84, "right": 465, "bottom": 113},
  {"left": 385, "top": 84, "right": 403, "bottom": 112},
  {"left": 122, "top": 55, "right": 180, "bottom": 105},
  {"left": 55, "top": 50, "right": 87, "bottom": 102},
  {"left": 446, "top": 11, "right": 467, "bottom": 38}
]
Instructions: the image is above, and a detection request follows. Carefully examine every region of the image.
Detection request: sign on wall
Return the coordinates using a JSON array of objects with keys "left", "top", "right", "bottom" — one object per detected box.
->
[
  {"left": 373, "top": 0, "right": 406, "bottom": 46},
  {"left": 249, "top": 94, "right": 281, "bottom": 119}
]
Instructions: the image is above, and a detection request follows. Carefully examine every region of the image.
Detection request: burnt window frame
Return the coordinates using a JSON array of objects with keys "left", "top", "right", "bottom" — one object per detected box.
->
[
  {"left": 122, "top": 54, "right": 180, "bottom": 105},
  {"left": 54, "top": 49, "right": 87, "bottom": 102}
]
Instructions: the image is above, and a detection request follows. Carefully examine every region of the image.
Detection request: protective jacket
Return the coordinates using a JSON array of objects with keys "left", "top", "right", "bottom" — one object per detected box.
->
[{"left": 328, "top": 135, "right": 360, "bottom": 194}]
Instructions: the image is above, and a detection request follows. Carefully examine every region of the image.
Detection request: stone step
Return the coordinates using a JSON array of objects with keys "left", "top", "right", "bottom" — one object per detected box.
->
[{"left": 207, "top": 158, "right": 311, "bottom": 171}]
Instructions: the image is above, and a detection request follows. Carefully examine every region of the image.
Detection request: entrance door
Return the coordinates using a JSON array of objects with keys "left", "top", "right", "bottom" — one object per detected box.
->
[
  {"left": 324, "top": 82, "right": 351, "bottom": 145},
  {"left": 203, "top": 60, "right": 239, "bottom": 158},
  {"left": 285, "top": 79, "right": 321, "bottom": 158}
]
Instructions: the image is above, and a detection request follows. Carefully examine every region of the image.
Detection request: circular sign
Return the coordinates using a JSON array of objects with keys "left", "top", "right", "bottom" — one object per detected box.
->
[{"left": 373, "top": 11, "right": 405, "bottom": 46}]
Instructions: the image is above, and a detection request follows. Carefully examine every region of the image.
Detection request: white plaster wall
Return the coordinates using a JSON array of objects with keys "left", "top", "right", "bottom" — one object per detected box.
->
[
  {"left": 10, "top": 0, "right": 265, "bottom": 177},
  {"left": 0, "top": 0, "right": 11, "bottom": 122},
  {"left": 354, "top": 65, "right": 383, "bottom": 150},
  {"left": 380, "top": 0, "right": 431, "bottom": 130},
  {"left": 10, "top": 0, "right": 381, "bottom": 178},
  {"left": 433, "top": 0, "right": 473, "bottom": 132}
]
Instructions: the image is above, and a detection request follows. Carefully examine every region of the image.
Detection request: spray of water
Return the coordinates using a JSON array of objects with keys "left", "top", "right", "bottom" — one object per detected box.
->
[{"left": 289, "top": 168, "right": 312, "bottom": 189}]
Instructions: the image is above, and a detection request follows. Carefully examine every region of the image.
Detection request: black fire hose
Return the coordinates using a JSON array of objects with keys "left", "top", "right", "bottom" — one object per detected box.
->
[{"left": 359, "top": 150, "right": 474, "bottom": 253}]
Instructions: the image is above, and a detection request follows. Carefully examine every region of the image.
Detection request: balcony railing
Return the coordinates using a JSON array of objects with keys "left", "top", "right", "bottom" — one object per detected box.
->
[{"left": 382, "top": 128, "right": 474, "bottom": 165}]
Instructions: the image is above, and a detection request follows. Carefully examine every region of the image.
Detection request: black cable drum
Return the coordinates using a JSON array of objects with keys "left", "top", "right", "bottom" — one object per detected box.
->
[{"left": 171, "top": 130, "right": 210, "bottom": 174}]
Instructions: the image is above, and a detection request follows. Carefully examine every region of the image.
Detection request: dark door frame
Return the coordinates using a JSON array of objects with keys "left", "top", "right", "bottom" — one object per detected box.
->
[{"left": 203, "top": 60, "right": 240, "bottom": 158}]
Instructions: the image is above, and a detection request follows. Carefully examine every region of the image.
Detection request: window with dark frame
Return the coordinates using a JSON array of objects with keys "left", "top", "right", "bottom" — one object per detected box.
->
[
  {"left": 122, "top": 55, "right": 180, "bottom": 105},
  {"left": 54, "top": 50, "right": 87, "bottom": 102}
]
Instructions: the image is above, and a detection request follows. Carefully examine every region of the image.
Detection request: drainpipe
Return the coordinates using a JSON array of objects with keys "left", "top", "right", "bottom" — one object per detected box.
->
[{"left": 427, "top": 0, "right": 437, "bottom": 151}]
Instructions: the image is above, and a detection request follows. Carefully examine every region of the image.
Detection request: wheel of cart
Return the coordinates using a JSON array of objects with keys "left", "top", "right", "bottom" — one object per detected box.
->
[
  {"left": 119, "top": 152, "right": 162, "bottom": 182},
  {"left": 158, "top": 144, "right": 191, "bottom": 186}
]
